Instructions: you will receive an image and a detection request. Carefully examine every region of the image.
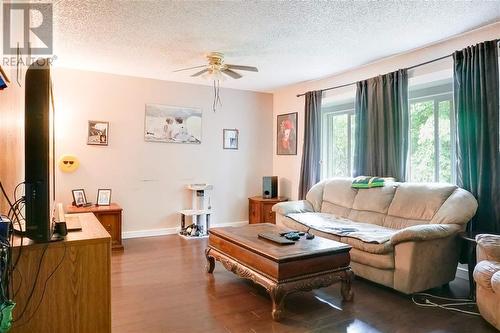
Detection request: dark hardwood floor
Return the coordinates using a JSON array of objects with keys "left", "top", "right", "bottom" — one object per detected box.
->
[{"left": 111, "top": 235, "right": 496, "bottom": 333}]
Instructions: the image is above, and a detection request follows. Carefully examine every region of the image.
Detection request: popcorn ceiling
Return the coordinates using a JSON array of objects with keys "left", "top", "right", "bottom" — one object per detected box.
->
[{"left": 50, "top": 1, "right": 500, "bottom": 92}]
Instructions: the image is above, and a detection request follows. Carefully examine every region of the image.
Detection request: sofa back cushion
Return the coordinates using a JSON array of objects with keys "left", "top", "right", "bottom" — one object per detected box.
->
[
  {"left": 352, "top": 185, "right": 397, "bottom": 214},
  {"left": 348, "top": 185, "right": 398, "bottom": 225},
  {"left": 320, "top": 178, "right": 357, "bottom": 218},
  {"left": 386, "top": 183, "right": 457, "bottom": 223}
]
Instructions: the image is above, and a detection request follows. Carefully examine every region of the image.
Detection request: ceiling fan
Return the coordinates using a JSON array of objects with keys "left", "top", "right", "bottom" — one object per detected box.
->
[{"left": 173, "top": 52, "right": 258, "bottom": 80}]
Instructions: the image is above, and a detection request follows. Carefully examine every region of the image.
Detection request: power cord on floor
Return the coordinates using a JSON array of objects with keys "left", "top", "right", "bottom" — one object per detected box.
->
[{"left": 411, "top": 293, "right": 480, "bottom": 316}]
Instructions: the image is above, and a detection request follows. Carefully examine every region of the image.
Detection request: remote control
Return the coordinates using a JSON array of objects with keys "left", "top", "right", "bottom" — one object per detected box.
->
[{"left": 258, "top": 233, "right": 295, "bottom": 245}]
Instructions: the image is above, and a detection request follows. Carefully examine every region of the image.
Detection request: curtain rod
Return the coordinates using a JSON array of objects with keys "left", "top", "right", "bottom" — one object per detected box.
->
[{"left": 296, "top": 54, "right": 452, "bottom": 97}]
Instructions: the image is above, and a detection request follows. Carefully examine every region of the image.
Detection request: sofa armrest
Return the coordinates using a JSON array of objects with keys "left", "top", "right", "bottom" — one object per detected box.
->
[
  {"left": 390, "top": 224, "right": 461, "bottom": 245},
  {"left": 272, "top": 200, "right": 314, "bottom": 216},
  {"left": 476, "top": 234, "right": 500, "bottom": 262}
]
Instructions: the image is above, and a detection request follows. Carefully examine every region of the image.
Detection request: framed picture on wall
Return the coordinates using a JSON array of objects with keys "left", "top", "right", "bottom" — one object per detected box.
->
[
  {"left": 144, "top": 104, "right": 202, "bottom": 144},
  {"left": 97, "top": 189, "right": 112, "bottom": 206},
  {"left": 87, "top": 121, "right": 109, "bottom": 146},
  {"left": 72, "top": 189, "right": 87, "bottom": 207},
  {"left": 277, "top": 112, "right": 297, "bottom": 155},
  {"left": 223, "top": 129, "right": 239, "bottom": 150}
]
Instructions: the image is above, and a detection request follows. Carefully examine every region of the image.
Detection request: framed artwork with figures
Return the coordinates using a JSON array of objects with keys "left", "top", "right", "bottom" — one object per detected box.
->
[
  {"left": 276, "top": 112, "right": 297, "bottom": 155},
  {"left": 87, "top": 121, "right": 109, "bottom": 146},
  {"left": 144, "top": 104, "right": 202, "bottom": 144},
  {"left": 72, "top": 189, "right": 87, "bottom": 207},
  {"left": 97, "top": 189, "right": 112, "bottom": 206}
]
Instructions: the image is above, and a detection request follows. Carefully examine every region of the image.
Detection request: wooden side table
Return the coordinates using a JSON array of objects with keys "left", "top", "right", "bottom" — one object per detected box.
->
[
  {"left": 459, "top": 231, "right": 480, "bottom": 300},
  {"left": 248, "top": 196, "right": 288, "bottom": 224},
  {"left": 66, "top": 203, "right": 124, "bottom": 250}
]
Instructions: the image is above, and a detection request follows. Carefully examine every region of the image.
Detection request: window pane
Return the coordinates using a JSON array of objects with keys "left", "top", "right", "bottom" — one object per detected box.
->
[
  {"left": 325, "top": 113, "right": 348, "bottom": 177},
  {"left": 410, "top": 101, "right": 435, "bottom": 182},
  {"left": 438, "top": 100, "right": 452, "bottom": 183},
  {"left": 350, "top": 114, "right": 355, "bottom": 177}
]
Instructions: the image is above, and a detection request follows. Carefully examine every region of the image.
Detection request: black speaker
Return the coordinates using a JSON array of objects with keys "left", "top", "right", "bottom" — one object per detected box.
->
[
  {"left": 262, "top": 176, "right": 278, "bottom": 199},
  {"left": 24, "top": 59, "right": 54, "bottom": 242}
]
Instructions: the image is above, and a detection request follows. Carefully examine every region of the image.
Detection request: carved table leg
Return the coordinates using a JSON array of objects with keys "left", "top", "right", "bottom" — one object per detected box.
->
[
  {"left": 340, "top": 268, "right": 354, "bottom": 301},
  {"left": 205, "top": 248, "right": 215, "bottom": 274},
  {"left": 269, "top": 286, "right": 286, "bottom": 321}
]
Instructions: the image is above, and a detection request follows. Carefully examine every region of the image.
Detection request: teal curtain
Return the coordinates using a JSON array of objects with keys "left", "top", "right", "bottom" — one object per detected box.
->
[
  {"left": 453, "top": 40, "right": 500, "bottom": 233},
  {"left": 298, "top": 90, "right": 322, "bottom": 199},
  {"left": 353, "top": 69, "right": 409, "bottom": 181}
]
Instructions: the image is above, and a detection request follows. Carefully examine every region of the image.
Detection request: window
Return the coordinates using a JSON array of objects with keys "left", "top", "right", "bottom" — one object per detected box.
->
[
  {"left": 321, "top": 89, "right": 356, "bottom": 178},
  {"left": 408, "top": 73, "right": 455, "bottom": 183},
  {"left": 320, "top": 59, "right": 457, "bottom": 183}
]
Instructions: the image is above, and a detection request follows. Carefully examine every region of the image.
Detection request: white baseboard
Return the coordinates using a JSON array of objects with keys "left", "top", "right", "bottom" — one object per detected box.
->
[
  {"left": 122, "top": 227, "right": 179, "bottom": 239},
  {"left": 456, "top": 266, "right": 469, "bottom": 281},
  {"left": 122, "top": 221, "right": 249, "bottom": 240}
]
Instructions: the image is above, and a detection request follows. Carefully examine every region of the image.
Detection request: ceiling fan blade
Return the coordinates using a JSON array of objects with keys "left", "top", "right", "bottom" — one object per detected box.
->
[
  {"left": 190, "top": 69, "right": 209, "bottom": 77},
  {"left": 222, "top": 69, "right": 242, "bottom": 79},
  {"left": 172, "top": 65, "right": 206, "bottom": 73},
  {"left": 225, "top": 64, "right": 258, "bottom": 72}
]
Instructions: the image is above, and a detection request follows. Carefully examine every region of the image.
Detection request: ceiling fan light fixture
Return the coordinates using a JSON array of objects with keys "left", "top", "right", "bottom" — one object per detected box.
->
[
  {"left": 172, "top": 52, "right": 258, "bottom": 112},
  {"left": 201, "top": 69, "right": 226, "bottom": 82}
]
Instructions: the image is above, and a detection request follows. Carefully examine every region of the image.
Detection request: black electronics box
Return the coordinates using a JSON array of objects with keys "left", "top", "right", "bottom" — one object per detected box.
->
[{"left": 262, "top": 176, "right": 278, "bottom": 199}]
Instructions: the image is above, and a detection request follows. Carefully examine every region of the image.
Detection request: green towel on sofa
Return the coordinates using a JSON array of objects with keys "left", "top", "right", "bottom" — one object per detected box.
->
[{"left": 352, "top": 176, "right": 393, "bottom": 189}]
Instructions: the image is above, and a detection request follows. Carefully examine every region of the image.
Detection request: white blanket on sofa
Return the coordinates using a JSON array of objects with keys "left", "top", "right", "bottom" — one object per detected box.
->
[{"left": 286, "top": 212, "right": 396, "bottom": 244}]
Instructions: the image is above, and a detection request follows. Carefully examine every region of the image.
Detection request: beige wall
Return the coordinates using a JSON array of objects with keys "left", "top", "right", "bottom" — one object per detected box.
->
[
  {"left": 53, "top": 68, "right": 273, "bottom": 234},
  {"left": 0, "top": 66, "right": 24, "bottom": 212},
  {"left": 272, "top": 22, "right": 500, "bottom": 200}
]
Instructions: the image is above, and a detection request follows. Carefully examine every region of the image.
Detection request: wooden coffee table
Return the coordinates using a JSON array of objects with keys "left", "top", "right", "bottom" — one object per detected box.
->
[{"left": 205, "top": 223, "right": 353, "bottom": 320}]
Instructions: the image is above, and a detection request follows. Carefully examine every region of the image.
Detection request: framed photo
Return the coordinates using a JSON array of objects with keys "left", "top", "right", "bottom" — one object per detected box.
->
[
  {"left": 97, "top": 189, "right": 112, "bottom": 206},
  {"left": 72, "top": 189, "right": 87, "bottom": 207},
  {"left": 144, "top": 104, "right": 202, "bottom": 144},
  {"left": 88, "top": 121, "right": 109, "bottom": 146},
  {"left": 277, "top": 112, "right": 298, "bottom": 155},
  {"left": 223, "top": 129, "right": 239, "bottom": 150}
]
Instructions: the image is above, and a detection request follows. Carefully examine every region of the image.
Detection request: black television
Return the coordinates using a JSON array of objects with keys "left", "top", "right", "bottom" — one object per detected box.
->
[{"left": 24, "top": 59, "right": 55, "bottom": 242}]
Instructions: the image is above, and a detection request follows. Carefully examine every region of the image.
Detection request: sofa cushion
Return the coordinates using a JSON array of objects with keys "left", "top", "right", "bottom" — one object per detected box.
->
[
  {"left": 340, "top": 236, "right": 393, "bottom": 255},
  {"left": 348, "top": 210, "right": 386, "bottom": 226},
  {"left": 321, "top": 178, "right": 357, "bottom": 213},
  {"left": 492, "top": 271, "right": 500, "bottom": 295},
  {"left": 431, "top": 188, "right": 477, "bottom": 225},
  {"left": 321, "top": 201, "right": 351, "bottom": 218},
  {"left": 390, "top": 224, "right": 461, "bottom": 245},
  {"left": 383, "top": 215, "right": 429, "bottom": 229},
  {"left": 477, "top": 234, "right": 500, "bottom": 262},
  {"left": 474, "top": 260, "right": 500, "bottom": 290},
  {"left": 286, "top": 212, "right": 396, "bottom": 254},
  {"left": 387, "top": 183, "right": 457, "bottom": 222},
  {"left": 306, "top": 180, "right": 326, "bottom": 212},
  {"left": 351, "top": 185, "right": 397, "bottom": 214}
]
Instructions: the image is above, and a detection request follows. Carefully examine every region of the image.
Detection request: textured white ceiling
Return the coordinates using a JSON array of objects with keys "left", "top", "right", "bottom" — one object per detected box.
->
[{"left": 51, "top": 1, "right": 500, "bottom": 92}]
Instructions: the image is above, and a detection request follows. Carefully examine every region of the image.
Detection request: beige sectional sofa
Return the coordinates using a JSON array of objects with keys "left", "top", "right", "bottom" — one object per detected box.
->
[{"left": 272, "top": 177, "right": 478, "bottom": 294}]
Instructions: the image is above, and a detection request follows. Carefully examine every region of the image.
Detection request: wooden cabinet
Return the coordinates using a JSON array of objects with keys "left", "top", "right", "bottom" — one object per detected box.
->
[
  {"left": 248, "top": 196, "right": 288, "bottom": 224},
  {"left": 11, "top": 213, "right": 111, "bottom": 333},
  {"left": 66, "top": 203, "right": 124, "bottom": 250}
]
